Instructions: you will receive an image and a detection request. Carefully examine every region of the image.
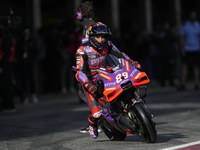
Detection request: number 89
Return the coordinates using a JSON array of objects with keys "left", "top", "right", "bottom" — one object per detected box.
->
[{"left": 116, "top": 72, "right": 128, "bottom": 83}]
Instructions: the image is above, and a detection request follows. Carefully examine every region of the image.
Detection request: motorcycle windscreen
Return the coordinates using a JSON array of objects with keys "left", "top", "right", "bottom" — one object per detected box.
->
[{"left": 105, "top": 54, "right": 120, "bottom": 68}]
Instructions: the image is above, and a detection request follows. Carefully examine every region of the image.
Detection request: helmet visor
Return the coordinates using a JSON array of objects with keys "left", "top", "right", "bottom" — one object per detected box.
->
[{"left": 91, "top": 25, "right": 111, "bottom": 35}]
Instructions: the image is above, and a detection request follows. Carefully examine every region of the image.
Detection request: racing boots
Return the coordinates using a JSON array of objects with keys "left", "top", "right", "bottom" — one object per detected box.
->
[{"left": 88, "top": 112, "right": 101, "bottom": 139}]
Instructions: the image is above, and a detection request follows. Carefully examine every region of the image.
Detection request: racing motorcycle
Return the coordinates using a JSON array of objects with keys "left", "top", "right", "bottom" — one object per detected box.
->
[
  {"left": 95, "top": 55, "right": 157, "bottom": 143},
  {"left": 72, "top": 54, "right": 157, "bottom": 143}
]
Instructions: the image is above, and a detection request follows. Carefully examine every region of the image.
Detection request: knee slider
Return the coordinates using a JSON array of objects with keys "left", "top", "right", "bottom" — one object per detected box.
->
[{"left": 91, "top": 107, "right": 101, "bottom": 118}]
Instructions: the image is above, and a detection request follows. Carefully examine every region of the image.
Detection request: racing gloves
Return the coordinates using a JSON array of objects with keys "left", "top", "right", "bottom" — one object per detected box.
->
[
  {"left": 84, "top": 81, "right": 97, "bottom": 94},
  {"left": 128, "top": 59, "right": 141, "bottom": 69}
]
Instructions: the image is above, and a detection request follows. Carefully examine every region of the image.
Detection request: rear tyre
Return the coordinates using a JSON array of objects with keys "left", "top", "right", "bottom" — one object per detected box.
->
[
  {"left": 111, "top": 129, "right": 127, "bottom": 141},
  {"left": 130, "top": 103, "right": 157, "bottom": 143},
  {"left": 99, "top": 118, "right": 127, "bottom": 141}
]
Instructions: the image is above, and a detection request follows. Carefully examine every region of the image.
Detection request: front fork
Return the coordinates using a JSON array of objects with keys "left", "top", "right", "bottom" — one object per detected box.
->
[
  {"left": 132, "top": 86, "right": 153, "bottom": 118},
  {"left": 134, "top": 85, "right": 147, "bottom": 100}
]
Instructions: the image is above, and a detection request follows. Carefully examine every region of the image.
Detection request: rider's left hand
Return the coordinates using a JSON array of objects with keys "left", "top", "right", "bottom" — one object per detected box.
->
[
  {"left": 129, "top": 60, "right": 141, "bottom": 69},
  {"left": 106, "top": 67, "right": 113, "bottom": 73}
]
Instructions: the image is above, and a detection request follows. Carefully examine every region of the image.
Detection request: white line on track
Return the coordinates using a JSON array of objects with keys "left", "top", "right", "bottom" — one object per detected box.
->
[{"left": 159, "top": 141, "right": 200, "bottom": 150}]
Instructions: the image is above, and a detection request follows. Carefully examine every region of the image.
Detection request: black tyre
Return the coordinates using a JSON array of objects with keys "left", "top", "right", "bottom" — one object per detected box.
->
[
  {"left": 130, "top": 103, "right": 157, "bottom": 143},
  {"left": 99, "top": 118, "right": 127, "bottom": 141},
  {"left": 111, "top": 129, "right": 127, "bottom": 141}
]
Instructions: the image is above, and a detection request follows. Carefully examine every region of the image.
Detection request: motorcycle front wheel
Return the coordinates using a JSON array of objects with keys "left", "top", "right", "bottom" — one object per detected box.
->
[{"left": 129, "top": 103, "right": 157, "bottom": 143}]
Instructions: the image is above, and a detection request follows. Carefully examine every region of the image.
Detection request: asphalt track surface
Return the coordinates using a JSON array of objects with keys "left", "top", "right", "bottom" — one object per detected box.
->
[{"left": 0, "top": 82, "right": 200, "bottom": 150}]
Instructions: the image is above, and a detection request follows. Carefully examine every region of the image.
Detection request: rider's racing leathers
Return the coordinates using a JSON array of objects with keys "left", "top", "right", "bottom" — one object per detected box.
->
[{"left": 75, "top": 39, "right": 139, "bottom": 123}]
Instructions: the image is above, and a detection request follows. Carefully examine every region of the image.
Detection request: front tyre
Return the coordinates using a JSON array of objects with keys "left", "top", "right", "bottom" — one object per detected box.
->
[{"left": 131, "top": 103, "right": 157, "bottom": 143}]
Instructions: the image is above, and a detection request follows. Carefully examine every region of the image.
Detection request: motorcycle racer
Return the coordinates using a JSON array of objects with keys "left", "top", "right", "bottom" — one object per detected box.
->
[
  {"left": 75, "top": 22, "right": 141, "bottom": 139},
  {"left": 75, "top": 1, "right": 140, "bottom": 135}
]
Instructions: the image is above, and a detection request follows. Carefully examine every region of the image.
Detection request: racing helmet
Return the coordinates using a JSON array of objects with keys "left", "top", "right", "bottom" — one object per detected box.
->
[{"left": 88, "top": 22, "right": 112, "bottom": 50}]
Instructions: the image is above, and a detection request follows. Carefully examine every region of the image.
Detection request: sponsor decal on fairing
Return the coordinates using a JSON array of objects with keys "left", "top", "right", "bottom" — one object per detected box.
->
[
  {"left": 98, "top": 69, "right": 109, "bottom": 75},
  {"left": 104, "top": 82, "right": 116, "bottom": 87},
  {"left": 122, "top": 59, "right": 125, "bottom": 67},
  {"left": 120, "top": 79, "right": 129, "bottom": 84},
  {"left": 112, "top": 65, "right": 120, "bottom": 71},
  {"left": 130, "top": 69, "right": 137, "bottom": 77},
  {"left": 114, "top": 69, "right": 122, "bottom": 74},
  {"left": 135, "top": 72, "right": 141, "bottom": 79}
]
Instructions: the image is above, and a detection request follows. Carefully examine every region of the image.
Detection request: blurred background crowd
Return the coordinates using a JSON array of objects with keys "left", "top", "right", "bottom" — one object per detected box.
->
[{"left": 0, "top": 0, "right": 200, "bottom": 112}]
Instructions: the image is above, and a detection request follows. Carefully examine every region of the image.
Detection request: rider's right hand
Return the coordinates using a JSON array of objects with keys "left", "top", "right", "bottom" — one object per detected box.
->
[{"left": 84, "top": 82, "right": 98, "bottom": 94}]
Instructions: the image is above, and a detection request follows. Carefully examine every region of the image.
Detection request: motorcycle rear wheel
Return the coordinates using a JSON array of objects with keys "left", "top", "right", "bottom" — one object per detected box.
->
[
  {"left": 99, "top": 118, "right": 127, "bottom": 141},
  {"left": 130, "top": 103, "right": 157, "bottom": 143},
  {"left": 110, "top": 129, "right": 127, "bottom": 141}
]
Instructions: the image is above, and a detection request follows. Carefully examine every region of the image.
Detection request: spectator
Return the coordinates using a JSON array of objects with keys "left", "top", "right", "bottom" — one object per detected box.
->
[
  {"left": 42, "top": 25, "right": 61, "bottom": 93},
  {"left": 134, "top": 32, "right": 152, "bottom": 80},
  {"left": 111, "top": 29, "right": 126, "bottom": 53},
  {"left": 16, "top": 28, "right": 39, "bottom": 104},
  {"left": 147, "top": 32, "right": 160, "bottom": 83},
  {"left": 35, "top": 28, "right": 46, "bottom": 94},
  {"left": 177, "top": 11, "right": 200, "bottom": 91},
  {"left": 59, "top": 19, "right": 82, "bottom": 94},
  {"left": 0, "top": 17, "right": 15, "bottom": 112},
  {"left": 123, "top": 22, "right": 140, "bottom": 58},
  {"left": 157, "top": 22, "right": 176, "bottom": 87}
]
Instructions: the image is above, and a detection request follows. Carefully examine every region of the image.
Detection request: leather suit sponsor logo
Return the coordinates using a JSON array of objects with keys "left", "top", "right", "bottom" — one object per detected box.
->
[
  {"left": 82, "top": 37, "right": 89, "bottom": 43},
  {"left": 88, "top": 55, "right": 106, "bottom": 66},
  {"left": 78, "top": 73, "right": 87, "bottom": 83},
  {"left": 84, "top": 46, "right": 93, "bottom": 53},
  {"left": 88, "top": 55, "right": 96, "bottom": 59},
  {"left": 77, "top": 49, "right": 84, "bottom": 55}
]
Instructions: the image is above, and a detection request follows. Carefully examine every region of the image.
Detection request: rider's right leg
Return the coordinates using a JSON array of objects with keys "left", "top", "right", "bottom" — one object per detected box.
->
[
  {"left": 85, "top": 90, "right": 102, "bottom": 138},
  {"left": 88, "top": 114, "right": 99, "bottom": 139}
]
